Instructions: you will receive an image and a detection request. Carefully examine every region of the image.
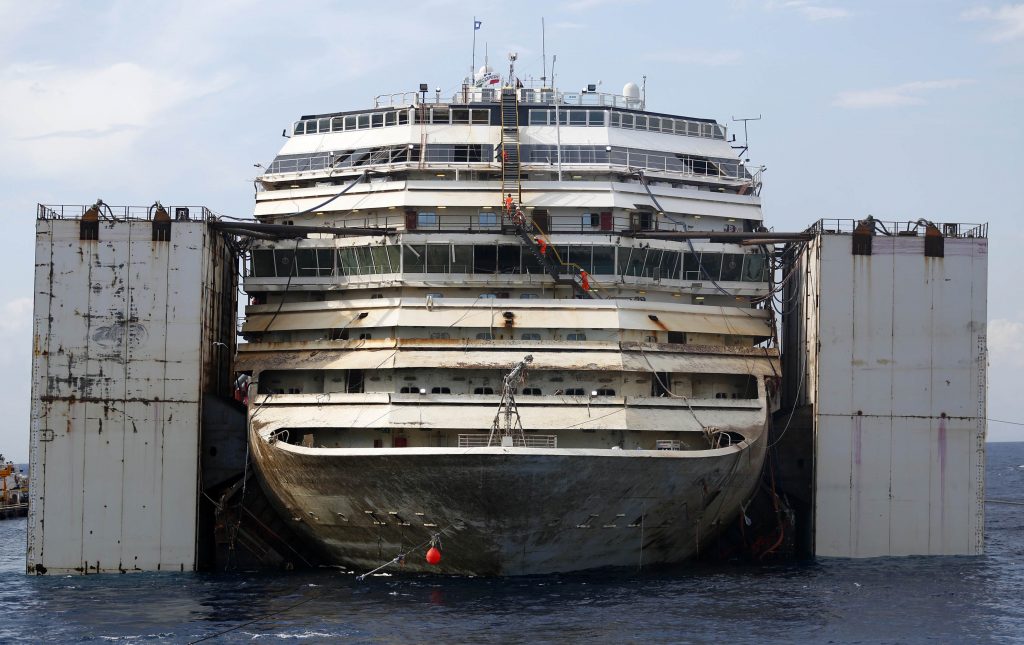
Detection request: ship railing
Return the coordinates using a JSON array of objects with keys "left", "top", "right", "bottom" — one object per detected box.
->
[
  {"left": 250, "top": 212, "right": 754, "bottom": 237},
  {"left": 457, "top": 434, "right": 557, "bottom": 448},
  {"left": 447, "top": 84, "right": 644, "bottom": 110},
  {"left": 374, "top": 91, "right": 421, "bottom": 108},
  {"left": 522, "top": 149, "right": 752, "bottom": 182},
  {"left": 809, "top": 218, "right": 988, "bottom": 239},
  {"left": 544, "top": 214, "right": 702, "bottom": 234},
  {"left": 37, "top": 203, "right": 216, "bottom": 222}
]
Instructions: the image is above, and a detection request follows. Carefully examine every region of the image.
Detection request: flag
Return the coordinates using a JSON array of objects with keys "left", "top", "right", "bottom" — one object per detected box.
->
[{"left": 474, "top": 20, "right": 482, "bottom": 30}]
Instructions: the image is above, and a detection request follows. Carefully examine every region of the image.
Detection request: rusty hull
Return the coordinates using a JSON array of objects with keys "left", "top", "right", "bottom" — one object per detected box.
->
[{"left": 250, "top": 417, "right": 768, "bottom": 576}]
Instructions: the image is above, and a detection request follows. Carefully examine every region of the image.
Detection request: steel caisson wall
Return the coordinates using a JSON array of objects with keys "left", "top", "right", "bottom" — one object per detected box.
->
[
  {"left": 28, "top": 214, "right": 236, "bottom": 574},
  {"left": 784, "top": 225, "right": 987, "bottom": 557}
]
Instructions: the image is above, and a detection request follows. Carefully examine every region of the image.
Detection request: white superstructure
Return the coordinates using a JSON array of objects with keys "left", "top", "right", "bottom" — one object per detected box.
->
[{"left": 243, "top": 72, "right": 780, "bottom": 574}]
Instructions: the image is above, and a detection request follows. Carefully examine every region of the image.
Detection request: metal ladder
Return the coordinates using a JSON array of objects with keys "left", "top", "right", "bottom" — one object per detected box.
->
[
  {"left": 499, "top": 86, "right": 594, "bottom": 298},
  {"left": 499, "top": 87, "right": 521, "bottom": 204}
]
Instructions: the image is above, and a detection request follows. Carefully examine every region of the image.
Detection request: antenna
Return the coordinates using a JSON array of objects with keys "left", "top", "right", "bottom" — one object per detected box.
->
[
  {"left": 731, "top": 115, "right": 762, "bottom": 158},
  {"left": 541, "top": 17, "right": 547, "bottom": 85},
  {"left": 641, "top": 75, "right": 647, "bottom": 110},
  {"left": 472, "top": 16, "right": 478, "bottom": 79}
]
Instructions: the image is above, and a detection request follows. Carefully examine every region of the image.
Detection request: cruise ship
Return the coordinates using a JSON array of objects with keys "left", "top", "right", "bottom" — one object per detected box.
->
[{"left": 241, "top": 62, "right": 780, "bottom": 575}]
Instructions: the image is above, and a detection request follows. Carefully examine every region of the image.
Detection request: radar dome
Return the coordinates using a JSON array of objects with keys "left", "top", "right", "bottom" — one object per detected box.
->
[{"left": 623, "top": 82, "right": 640, "bottom": 100}]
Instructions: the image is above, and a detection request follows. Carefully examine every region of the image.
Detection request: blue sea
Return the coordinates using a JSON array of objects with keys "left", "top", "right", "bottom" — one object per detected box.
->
[{"left": 1, "top": 444, "right": 1022, "bottom": 644}]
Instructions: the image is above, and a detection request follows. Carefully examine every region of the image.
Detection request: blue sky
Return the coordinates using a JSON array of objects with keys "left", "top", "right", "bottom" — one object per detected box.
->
[{"left": 0, "top": 0, "right": 1022, "bottom": 459}]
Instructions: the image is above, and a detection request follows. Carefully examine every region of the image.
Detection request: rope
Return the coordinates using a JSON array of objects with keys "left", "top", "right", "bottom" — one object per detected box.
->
[
  {"left": 636, "top": 344, "right": 708, "bottom": 432},
  {"left": 187, "top": 591, "right": 322, "bottom": 644},
  {"left": 355, "top": 524, "right": 457, "bottom": 581}
]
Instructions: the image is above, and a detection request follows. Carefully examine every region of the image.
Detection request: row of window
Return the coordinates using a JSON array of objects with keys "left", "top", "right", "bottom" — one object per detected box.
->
[
  {"left": 291, "top": 106, "right": 725, "bottom": 141},
  {"left": 527, "top": 109, "right": 726, "bottom": 140},
  {"left": 293, "top": 107, "right": 497, "bottom": 136},
  {"left": 293, "top": 109, "right": 408, "bottom": 136},
  {"left": 265, "top": 144, "right": 745, "bottom": 180},
  {"left": 249, "top": 245, "right": 770, "bottom": 282},
  {"left": 267, "top": 144, "right": 494, "bottom": 174}
]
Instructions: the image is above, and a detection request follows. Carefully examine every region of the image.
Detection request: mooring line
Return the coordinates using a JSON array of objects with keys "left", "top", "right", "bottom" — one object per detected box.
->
[
  {"left": 985, "top": 498, "right": 1024, "bottom": 506},
  {"left": 187, "top": 590, "right": 322, "bottom": 644}
]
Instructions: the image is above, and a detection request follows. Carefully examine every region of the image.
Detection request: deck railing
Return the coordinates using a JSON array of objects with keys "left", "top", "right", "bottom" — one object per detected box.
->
[
  {"left": 809, "top": 218, "right": 988, "bottom": 239},
  {"left": 457, "top": 434, "right": 557, "bottom": 448},
  {"left": 38, "top": 204, "right": 216, "bottom": 222}
]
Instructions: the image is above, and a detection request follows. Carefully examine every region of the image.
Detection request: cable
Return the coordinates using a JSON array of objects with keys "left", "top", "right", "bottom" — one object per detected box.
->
[
  {"left": 258, "top": 238, "right": 299, "bottom": 333},
  {"left": 632, "top": 169, "right": 734, "bottom": 298},
  {"left": 988, "top": 418, "right": 1024, "bottom": 427},
  {"left": 355, "top": 522, "right": 458, "bottom": 581},
  {"left": 187, "top": 590, "right": 322, "bottom": 644}
]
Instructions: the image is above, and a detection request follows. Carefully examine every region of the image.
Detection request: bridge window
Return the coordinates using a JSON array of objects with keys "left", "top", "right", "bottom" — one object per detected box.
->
[
  {"left": 522, "top": 387, "right": 542, "bottom": 395},
  {"left": 742, "top": 253, "right": 768, "bottom": 282},
  {"left": 474, "top": 245, "right": 497, "bottom": 274},
  {"left": 431, "top": 387, "right": 452, "bottom": 394},
  {"left": 476, "top": 332, "right": 493, "bottom": 340},
  {"left": 566, "top": 333, "right": 587, "bottom": 341},
  {"left": 721, "top": 254, "right": 743, "bottom": 281},
  {"left": 593, "top": 246, "right": 615, "bottom": 274},
  {"left": 453, "top": 245, "right": 473, "bottom": 272},
  {"left": 426, "top": 244, "right": 449, "bottom": 273},
  {"left": 473, "top": 387, "right": 495, "bottom": 394},
  {"left": 564, "top": 388, "right": 585, "bottom": 396},
  {"left": 498, "top": 245, "right": 521, "bottom": 273},
  {"left": 521, "top": 332, "right": 541, "bottom": 340}
]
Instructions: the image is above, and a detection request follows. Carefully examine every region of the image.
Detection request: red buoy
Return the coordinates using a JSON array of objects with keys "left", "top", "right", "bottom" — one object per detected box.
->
[{"left": 425, "top": 546, "right": 442, "bottom": 565}]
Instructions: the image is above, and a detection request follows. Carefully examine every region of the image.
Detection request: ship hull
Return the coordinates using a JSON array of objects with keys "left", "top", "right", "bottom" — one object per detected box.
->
[{"left": 250, "top": 425, "right": 768, "bottom": 576}]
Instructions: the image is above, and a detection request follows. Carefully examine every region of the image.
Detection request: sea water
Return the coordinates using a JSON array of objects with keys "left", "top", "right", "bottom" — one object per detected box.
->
[{"left": 1, "top": 444, "right": 1021, "bottom": 644}]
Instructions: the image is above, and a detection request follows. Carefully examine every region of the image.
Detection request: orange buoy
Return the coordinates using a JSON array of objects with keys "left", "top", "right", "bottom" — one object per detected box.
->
[{"left": 425, "top": 546, "right": 442, "bottom": 565}]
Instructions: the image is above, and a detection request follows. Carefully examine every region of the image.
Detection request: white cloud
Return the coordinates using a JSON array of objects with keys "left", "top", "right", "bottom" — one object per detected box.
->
[
  {"left": 962, "top": 4, "right": 1024, "bottom": 41},
  {"left": 646, "top": 48, "right": 743, "bottom": 67},
  {"left": 0, "top": 298, "right": 33, "bottom": 335},
  {"left": 767, "top": 0, "right": 851, "bottom": 21},
  {"left": 0, "top": 62, "right": 232, "bottom": 176},
  {"left": 832, "top": 79, "right": 973, "bottom": 109},
  {"left": 989, "top": 318, "right": 1024, "bottom": 368}
]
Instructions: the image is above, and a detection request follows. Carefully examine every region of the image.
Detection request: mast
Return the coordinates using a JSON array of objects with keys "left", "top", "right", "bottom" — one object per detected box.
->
[
  {"left": 552, "top": 55, "right": 562, "bottom": 181},
  {"left": 488, "top": 355, "right": 533, "bottom": 447}
]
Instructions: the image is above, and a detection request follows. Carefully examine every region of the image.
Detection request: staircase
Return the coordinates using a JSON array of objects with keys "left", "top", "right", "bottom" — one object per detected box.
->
[
  {"left": 499, "top": 86, "right": 595, "bottom": 299},
  {"left": 510, "top": 216, "right": 597, "bottom": 299}
]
